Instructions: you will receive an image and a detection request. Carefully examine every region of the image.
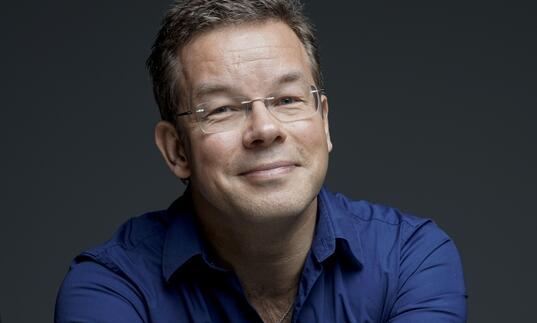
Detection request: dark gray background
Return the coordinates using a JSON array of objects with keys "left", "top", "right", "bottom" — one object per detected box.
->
[{"left": 1, "top": 0, "right": 535, "bottom": 322}]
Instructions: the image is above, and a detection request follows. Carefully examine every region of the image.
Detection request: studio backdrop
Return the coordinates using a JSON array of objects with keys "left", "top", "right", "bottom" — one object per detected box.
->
[{"left": 1, "top": 0, "right": 535, "bottom": 322}]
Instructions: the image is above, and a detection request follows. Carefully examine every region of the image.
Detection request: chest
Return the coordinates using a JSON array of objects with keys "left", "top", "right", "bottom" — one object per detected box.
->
[{"left": 147, "top": 259, "right": 396, "bottom": 323}]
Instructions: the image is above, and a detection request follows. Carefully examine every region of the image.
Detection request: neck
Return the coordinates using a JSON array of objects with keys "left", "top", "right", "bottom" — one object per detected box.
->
[{"left": 193, "top": 195, "right": 318, "bottom": 300}]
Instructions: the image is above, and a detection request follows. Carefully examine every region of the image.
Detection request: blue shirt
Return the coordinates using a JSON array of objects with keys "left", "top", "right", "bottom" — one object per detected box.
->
[{"left": 55, "top": 187, "right": 467, "bottom": 322}]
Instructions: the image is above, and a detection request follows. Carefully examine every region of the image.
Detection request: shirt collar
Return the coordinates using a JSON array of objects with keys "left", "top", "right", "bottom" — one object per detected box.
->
[
  {"left": 162, "top": 187, "right": 206, "bottom": 282},
  {"left": 162, "top": 186, "right": 364, "bottom": 281},
  {"left": 311, "top": 187, "right": 364, "bottom": 269}
]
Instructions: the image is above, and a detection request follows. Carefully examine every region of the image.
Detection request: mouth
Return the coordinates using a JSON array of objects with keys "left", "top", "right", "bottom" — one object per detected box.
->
[{"left": 239, "top": 161, "right": 298, "bottom": 178}]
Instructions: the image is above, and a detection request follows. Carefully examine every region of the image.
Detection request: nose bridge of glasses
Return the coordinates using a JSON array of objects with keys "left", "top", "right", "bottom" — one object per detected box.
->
[
  {"left": 244, "top": 96, "right": 273, "bottom": 105},
  {"left": 242, "top": 97, "right": 284, "bottom": 129},
  {"left": 242, "top": 96, "right": 276, "bottom": 113}
]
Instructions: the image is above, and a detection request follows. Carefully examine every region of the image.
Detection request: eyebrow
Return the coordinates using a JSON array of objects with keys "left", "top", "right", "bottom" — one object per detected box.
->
[
  {"left": 275, "top": 71, "right": 306, "bottom": 85},
  {"left": 193, "top": 83, "right": 231, "bottom": 100},
  {"left": 193, "top": 71, "right": 308, "bottom": 100}
]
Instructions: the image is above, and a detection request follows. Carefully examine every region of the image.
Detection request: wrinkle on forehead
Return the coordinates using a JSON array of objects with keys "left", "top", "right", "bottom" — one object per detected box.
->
[
  {"left": 179, "top": 21, "right": 313, "bottom": 97},
  {"left": 226, "top": 45, "right": 306, "bottom": 72},
  {"left": 228, "top": 46, "right": 283, "bottom": 65}
]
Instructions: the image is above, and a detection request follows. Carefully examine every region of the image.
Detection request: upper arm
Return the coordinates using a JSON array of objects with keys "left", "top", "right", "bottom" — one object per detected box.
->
[
  {"left": 388, "top": 221, "right": 467, "bottom": 323},
  {"left": 55, "top": 260, "right": 148, "bottom": 323}
]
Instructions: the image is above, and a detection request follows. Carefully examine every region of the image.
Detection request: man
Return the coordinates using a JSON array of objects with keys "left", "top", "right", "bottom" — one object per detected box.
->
[{"left": 55, "top": 0, "right": 467, "bottom": 322}]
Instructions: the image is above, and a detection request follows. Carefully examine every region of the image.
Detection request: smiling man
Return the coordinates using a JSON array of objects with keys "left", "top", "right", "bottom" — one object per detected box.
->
[{"left": 55, "top": 1, "right": 467, "bottom": 322}]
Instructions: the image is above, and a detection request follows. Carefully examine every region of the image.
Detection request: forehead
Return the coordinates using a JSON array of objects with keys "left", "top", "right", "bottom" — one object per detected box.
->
[{"left": 178, "top": 20, "right": 313, "bottom": 96}]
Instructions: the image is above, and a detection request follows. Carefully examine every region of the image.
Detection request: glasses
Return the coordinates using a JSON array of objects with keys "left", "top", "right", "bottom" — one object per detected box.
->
[{"left": 177, "top": 84, "right": 322, "bottom": 134}]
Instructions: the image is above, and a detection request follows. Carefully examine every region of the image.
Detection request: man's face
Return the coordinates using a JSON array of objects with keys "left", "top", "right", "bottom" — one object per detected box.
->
[{"left": 178, "top": 20, "right": 332, "bottom": 222}]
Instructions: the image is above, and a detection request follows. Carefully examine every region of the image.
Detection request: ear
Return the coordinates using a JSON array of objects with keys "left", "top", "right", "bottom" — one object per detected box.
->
[
  {"left": 154, "top": 121, "right": 191, "bottom": 180},
  {"left": 321, "top": 95, "right": 333, "bottom": 152}
]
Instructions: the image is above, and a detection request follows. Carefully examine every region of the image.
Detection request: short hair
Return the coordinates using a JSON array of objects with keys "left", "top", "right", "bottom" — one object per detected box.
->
[{"left": 146, "top": 0, "right": 322, "bottom": 123}]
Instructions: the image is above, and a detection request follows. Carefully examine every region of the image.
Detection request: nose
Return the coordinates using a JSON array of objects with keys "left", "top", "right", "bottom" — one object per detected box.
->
[{"left": 242, "top": 100, "right": 287, "bottom": 149}]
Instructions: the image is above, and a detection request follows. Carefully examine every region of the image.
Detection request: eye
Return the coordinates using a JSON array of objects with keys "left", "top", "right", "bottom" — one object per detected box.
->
[
  {"left": 212, "top": 106, "right": 233, "bottom": 114},
  {"left": 203, "top": 104, "right": 242, "bottom": 119},
  {"left": 276, "top": 96, "right": 302, "bottom": 106}
]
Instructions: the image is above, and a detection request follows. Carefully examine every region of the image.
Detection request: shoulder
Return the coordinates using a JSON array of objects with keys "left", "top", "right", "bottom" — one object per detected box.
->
[
  {"left": 77, "top": 210, "right": 170, "bottom": 270},
  {"left": 322, "top": 191, "right": 467, "bottom": 322},
  {"left": 65, "top": 210, "right": 172, "bottom": 291},
  {"left": 55, "top": 210, "right": 172, "bottom": 322},
  {"left": 320, "top": 188, "right": 467, "bottom": 320},
  {"left": 67, "top": 210, "right": 171, "bottom": 285},
  {"left": 322, "top": 188, "right": 447, "bottom": 242},
  {"left": 320, "top": 187, "right": 459, "bottom": 268}
]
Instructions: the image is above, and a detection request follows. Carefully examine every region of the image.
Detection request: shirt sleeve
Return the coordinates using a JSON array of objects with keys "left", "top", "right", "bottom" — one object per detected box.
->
[
  {"left": 55, "top": 259, "right": 148, "bottom": 323},
  {"left": 388, "top": 220, "right": 468, "bottom": 323}
]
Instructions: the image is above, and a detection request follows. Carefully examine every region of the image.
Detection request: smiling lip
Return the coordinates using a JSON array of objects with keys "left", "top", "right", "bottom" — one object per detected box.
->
[{"left": 239, "top": 161, "right": 297, "bottom": 178}]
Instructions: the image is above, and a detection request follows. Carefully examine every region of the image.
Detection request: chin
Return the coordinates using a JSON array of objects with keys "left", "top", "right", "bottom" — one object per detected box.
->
[{"left": 228, "top": 183, "right": 321, "bottom": 222}]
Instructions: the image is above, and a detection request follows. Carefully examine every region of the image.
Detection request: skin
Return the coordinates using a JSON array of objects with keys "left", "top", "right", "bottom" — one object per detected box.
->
[{"left": 155, "top": 20, "right": 332, "bottom": 322}]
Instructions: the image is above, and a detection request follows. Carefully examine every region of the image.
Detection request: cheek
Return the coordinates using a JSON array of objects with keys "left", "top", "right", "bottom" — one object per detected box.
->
[
  {"left": 288, "top": 119, "right": 328, "bottom": 149},
  {"left": 191, "top": 132, "right": 241, "bottom": 174}
]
